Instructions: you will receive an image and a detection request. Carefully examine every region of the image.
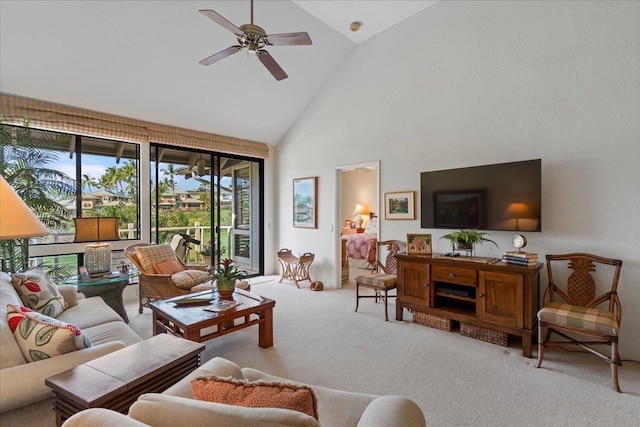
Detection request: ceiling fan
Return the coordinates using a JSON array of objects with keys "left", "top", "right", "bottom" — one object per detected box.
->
[{"left": 198, "top": 0, "right": 312, "bottom": 81}]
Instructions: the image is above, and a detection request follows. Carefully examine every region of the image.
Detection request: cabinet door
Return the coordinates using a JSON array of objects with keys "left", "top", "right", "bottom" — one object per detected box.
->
[
  {"left": 478, "top": 271, "right": 523, "bottom": 328},
  {"left": 398, "top": 260, "right": 430, "bottom": 306}
]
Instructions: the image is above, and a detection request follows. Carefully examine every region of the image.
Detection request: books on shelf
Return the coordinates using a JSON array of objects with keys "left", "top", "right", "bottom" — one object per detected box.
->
[{"left": 502, "top": 252, "right": 538, "bottom": 266}]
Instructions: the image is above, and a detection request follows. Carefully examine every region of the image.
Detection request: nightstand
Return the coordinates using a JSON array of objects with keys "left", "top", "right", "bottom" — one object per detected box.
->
[{"left": 342, "top": 228, "right": 364, "bottom": 235}]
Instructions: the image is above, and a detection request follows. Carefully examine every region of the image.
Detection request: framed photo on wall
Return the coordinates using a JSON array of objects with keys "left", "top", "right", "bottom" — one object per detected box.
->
[
  {"left": 407, "top": 234, "right": 432, "bottom": 255},
  {"left": 293, "top": 177, "right": 318, "bottom": 229},
  {"left": 385, "top": 191, "right": 415, "bottom": 220}
]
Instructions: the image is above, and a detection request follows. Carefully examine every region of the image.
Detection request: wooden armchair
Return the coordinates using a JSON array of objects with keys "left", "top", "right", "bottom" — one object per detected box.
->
[
  {"left": 536, "top": 253, "right": 624, "bottom": 391},
  {"left": 125, "top": 243, "right": 212, "bottom": 313},
  {"left": 354, "top": 240, "right": 406, "bottom": 321}
]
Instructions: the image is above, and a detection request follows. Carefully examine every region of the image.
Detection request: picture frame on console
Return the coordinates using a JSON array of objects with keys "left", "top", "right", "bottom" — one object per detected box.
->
[
  {"left": 385, "top": 191, "right": 415, "bottom": 220},
  {"left": 433, "top": 190, "right": 484, "bottom": 229},
  {"left": 407, "top": 234, "right": 432, "bottom": 255},
  {"left": 293, "top": 176, "right": 318, "bottom": 229}
]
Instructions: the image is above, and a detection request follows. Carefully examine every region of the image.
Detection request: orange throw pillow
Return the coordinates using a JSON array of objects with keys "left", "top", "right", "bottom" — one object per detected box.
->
[
  {"left": 153, "top": 259, "right": 184, "bottom": 275},
  {"left": 191, "top": 375, "right": 318, "bottom": 420}
]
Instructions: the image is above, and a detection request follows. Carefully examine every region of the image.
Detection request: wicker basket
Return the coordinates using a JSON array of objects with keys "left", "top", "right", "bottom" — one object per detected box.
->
[
  {"left": 412, "top": 311, "right": 453, "bottom": 332},
  {"left": 460, "top": 323, "right": 509, "bottom": 346}
]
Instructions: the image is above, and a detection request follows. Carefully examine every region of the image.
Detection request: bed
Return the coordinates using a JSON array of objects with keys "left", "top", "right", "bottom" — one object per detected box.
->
[{"left": 342, "top": 217, "right": 378, "bottom": 268}]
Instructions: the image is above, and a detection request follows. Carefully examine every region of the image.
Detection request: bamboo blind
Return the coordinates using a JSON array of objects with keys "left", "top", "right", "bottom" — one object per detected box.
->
[{"left": 0, "top": 93, "right": 269, "bottom": 158}]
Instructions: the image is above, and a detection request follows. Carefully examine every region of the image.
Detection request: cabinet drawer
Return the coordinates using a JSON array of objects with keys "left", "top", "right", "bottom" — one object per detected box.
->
[{"left": 432, "top": 265, "right": 477, "bottom": 287}]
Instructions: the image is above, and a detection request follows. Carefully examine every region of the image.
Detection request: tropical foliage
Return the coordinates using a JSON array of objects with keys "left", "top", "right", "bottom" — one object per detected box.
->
[{"left": 212, "top": 258, "right": 247, "bottom": 281}]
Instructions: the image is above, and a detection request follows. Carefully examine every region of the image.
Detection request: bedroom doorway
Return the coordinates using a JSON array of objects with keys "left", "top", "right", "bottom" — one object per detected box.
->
[{"left": 335, "top": 161, "right": 380, "bottom": 287}]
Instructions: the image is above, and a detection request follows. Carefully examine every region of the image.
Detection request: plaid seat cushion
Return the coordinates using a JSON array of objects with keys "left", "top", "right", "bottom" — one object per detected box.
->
[
  {"left": 538, "top": 302, "right": 618, "bottom": 336},
  {"left": 355, "top": 274, "right": 396, "bottom": 289}
]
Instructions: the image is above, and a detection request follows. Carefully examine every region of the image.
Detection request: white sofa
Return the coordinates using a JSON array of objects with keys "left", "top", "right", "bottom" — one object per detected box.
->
[
  {"left": 0, "top": 271, "right": 142, "bottom": 421},
  {"left": 62, "top": 357, "right": 426, "bottom": 427}
]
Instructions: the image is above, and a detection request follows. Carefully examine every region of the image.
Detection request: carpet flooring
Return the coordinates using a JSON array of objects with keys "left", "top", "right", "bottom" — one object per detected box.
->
[{"left": 123, "top": 271, "right": 640, "bottom": 426}]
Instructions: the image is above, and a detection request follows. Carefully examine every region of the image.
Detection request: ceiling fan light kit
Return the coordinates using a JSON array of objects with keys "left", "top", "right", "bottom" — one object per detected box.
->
[{"left": 198, "top": 0, "right": 312, "bottom": 81}]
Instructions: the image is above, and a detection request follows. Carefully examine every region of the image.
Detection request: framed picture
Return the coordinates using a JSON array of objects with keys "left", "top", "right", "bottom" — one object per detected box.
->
[
  {"left": 293, "top": 177, "right": 318, "bottom": 228},
  {"left": 407, "top": 234, "right": 432, "bottom": 255},
  {"left": 385, "top": 191, "right": 415, "bottom": 220},
  {"left": 433, "top": 190, "right": 484, "bottom": 229}
]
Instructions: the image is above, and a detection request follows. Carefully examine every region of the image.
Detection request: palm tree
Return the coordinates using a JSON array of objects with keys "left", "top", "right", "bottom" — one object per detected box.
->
[
  {"left": 161, "top": 164, "right": 178, "bottom": 194},
  {"left": 0, "top": 120, "right": 76, "bottom": 271},
  {"left": 81, "top": 173, "right": 98, "bottom": 192}
]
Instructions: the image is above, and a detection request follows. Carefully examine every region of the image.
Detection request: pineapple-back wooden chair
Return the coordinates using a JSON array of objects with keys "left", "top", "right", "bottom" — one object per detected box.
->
[
  {"left": 536, "top": 253, "right": 623, "bottom": 391},
  {"left": 354, "top": 240, "right": 406, "bottom": 321}
]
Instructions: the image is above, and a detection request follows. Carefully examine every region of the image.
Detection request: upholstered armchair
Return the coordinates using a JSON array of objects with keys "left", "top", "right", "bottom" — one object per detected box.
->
[{"left": 125, "top": 244, "right": 213, "bottom": 313}]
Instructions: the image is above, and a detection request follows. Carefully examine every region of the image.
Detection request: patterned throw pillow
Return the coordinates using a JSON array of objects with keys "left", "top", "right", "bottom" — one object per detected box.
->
[
  {"left": 135, "top": 245, "right": 179, "bottom": 274},
  {"left": 11, "top": 269, "right": 67, "bottom": 317},
  {"left": 6, "top": 304, "right": 92, "bottom": 362},
  {"left": 171, "top": 270, "right": 211, "bottom": 290},
  {"left": 191, "top": 375, "right": 318, "bottom": 420}
]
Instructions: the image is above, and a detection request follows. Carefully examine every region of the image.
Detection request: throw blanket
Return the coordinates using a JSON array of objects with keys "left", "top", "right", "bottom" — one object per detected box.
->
[{"left": 343, "top": 234, "right": 377, "bottom": 266}]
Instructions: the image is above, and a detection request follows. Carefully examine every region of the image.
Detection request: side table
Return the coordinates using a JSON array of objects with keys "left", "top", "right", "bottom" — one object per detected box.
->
[
  {"left": 64, "top": 272, "right": 137, "bottom": 323},
  {"left": 45, "top": 334, "right": 204, "bottom": 426}
]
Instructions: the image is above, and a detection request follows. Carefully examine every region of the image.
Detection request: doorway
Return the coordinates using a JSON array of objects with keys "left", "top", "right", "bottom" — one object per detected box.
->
[{"left": 335, "top": 161, "right": 380, "bottom": 287}]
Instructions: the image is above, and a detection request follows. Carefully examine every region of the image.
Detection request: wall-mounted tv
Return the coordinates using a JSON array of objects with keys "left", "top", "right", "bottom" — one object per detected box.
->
[{"left": 420, "top": 159, "right": 541, "bottom": 232}]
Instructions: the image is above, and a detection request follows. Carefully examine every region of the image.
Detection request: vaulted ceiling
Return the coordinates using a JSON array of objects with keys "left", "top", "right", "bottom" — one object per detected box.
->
[{"left": 0, "top": 1, "right": 436, "bottom": 146}]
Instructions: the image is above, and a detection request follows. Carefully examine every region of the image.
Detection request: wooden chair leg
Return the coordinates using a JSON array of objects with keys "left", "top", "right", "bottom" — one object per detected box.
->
[
  {"left": 355, "top": 283, "right": 360, "bottom": 313},
  {"left": 383, "top": 288, "right": 389, "bottom": 321},
  {"left": 612, "top": 341, "right": 621, "bottom": 392},
  {"left": 536, "top": 322, "right": 545, "bottom": 368}
]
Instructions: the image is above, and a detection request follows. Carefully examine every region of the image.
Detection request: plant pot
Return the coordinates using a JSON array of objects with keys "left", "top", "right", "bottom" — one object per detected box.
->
[
  {"left": 216, "top": 279, "right": 236, "bottom": 300},
  {"left": 202, "top": 255, "right": 211, "bottom": 266}
]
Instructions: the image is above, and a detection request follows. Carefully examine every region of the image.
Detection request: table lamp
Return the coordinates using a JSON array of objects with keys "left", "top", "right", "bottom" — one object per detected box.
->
[
  {"left": 352, "top": 203, "right": 370, "bottom": 229},
  {"left": 0, "top": 175, "right": 50, "bottom": 271},
  {"left": 73, "top": 217, "right": 120, "bottom": 275},
  {"left": 504, "top": 202, "right": 531, "bottom": 231}
]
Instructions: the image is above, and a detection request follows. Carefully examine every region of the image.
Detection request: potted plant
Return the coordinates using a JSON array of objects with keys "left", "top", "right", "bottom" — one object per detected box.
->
[
  {"left": 199, "top": 241, "right": 214, "bottom": 265},
  {"left": 211, "top": 258, "right": 247, "bottom": 299},
  {"left": 440, "top": 229, "right": 498, "bottom": 257}
]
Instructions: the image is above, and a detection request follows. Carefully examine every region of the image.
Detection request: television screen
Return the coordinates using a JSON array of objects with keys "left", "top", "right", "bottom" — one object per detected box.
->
[{"left": 420, "top": 159, "right": 541, "bottom": 231}]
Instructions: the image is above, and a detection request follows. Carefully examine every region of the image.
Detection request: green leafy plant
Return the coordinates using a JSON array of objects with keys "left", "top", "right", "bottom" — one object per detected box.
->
[
  {"left": 200, "top": 241, "right": 214, "bottom": 256},
  {"left": 440, "top": 229, "right": 498, "bottom": 255},
  {"left": 211, "top": 258, "right": 247, "bottom": 282}
]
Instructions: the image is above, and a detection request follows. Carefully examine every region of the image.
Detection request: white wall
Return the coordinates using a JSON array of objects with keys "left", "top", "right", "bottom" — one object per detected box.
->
[{"left": 275, "top": 1, "right": 640, "bottom": 359}]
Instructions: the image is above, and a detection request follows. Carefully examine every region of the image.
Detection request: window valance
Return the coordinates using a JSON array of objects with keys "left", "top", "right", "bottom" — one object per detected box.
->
[{"left": 0, "top": 93, "right": 269, "bottom": 159}]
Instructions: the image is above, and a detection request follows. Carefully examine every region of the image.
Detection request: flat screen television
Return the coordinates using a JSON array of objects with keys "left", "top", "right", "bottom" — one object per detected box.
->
[{"left": 420, "top": 159, "right": 541, "bottom": 232}]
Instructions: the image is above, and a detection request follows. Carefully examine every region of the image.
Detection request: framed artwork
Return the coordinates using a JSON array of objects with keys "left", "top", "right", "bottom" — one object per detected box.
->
[
  {"left": 293, "top": 177, "right": 318, "bottom": 228},
  {"left": 433, "top": 190, "right": 484, "bottom": 229},
  {"left": 385, "top": 191, "right": 415, "bottom": 220},
  {"left": 407, "top": 234, "right": 432, "bottom": 255}
]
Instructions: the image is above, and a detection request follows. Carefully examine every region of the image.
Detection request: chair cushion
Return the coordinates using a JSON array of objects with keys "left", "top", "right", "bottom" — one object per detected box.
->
[
  {"left": 355, "top": 274, "right": 397, "bottom": 289},
  {"left": 11, "top": 268, "right": 67, "bottom": 317},
  {"left": 538, "top": 302, "right": 619, "bottom": 336},
  {"left": 191, "top": 375, "right": 318, "bottom": 420},
  {"left": 135, "top": 245, "right": 179, "bottom": 274},
  {"left": 6, "top": 304, "right": 92, "bottom": 362},
  {"left": 172, "top": 270, "right": 211, "bottom": 290},
  {"left": 154, "top": 259, "right": 185, "bottom": 275}
]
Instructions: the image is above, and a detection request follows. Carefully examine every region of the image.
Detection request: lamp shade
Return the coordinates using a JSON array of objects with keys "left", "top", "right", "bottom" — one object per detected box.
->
[
  {"left": 73, "top": 217, "right": 120, "bottom": 243},
  {"left": 352, "top": 203, "right": 370, "bottom": 216},
  {"left": 0, "top": 174, "right": 49, "bottom": 240},
  {"left": 504, "top": 202, "right": 531, "bottom": 219}
]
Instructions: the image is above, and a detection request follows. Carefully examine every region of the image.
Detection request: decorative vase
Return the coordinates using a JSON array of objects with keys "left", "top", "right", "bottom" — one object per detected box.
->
[{"left": 216, "top": 279, "right": 236, "bottom": 300}]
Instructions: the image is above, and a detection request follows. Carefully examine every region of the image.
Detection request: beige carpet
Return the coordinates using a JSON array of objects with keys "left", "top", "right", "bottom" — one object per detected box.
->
[{"left": 123, "top": 271, "right": 640, "bottom": 426}]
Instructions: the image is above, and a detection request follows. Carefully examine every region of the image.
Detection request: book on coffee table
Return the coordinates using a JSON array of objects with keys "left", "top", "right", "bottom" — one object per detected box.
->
[{"left": 204, "top": 300, "right": 242, "bottom": 313}]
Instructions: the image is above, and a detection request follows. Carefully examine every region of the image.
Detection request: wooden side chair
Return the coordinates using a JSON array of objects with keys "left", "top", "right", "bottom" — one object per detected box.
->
[
  {"left": 536, "top": 253, "right": 624, "bottom": 392},
  {"left": 277, "top": 248, "right": 314, "bottom": 288},
  {"left": 354, "top": 240, "right": 406, "bottom": 321}
]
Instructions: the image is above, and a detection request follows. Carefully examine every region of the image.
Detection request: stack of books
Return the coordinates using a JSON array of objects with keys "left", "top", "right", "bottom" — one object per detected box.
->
[{"left": 502, "top": 251, "right": 538, "bottom": 266}]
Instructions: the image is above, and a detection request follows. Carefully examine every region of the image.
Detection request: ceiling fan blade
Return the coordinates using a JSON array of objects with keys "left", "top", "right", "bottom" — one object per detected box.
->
[
  {"left": 199, "top": 46, "right": 242, "bottom": 66},
  {"left": 199, "top": 9, "right": 243, "bottom": 35},
  {"left": 257, "top": 50, "right": 288, "bottom": 81},
  {"left": 264, "top": 32, "right": 312, "bottom": 46}
]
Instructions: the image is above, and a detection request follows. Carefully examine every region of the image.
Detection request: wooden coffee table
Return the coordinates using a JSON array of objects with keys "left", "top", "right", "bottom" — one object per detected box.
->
[
  {"left": 150, "top": 289, "right": 275, "bottom": 348},
  {"left": 45, "top": 334, "right": 204, "bottom": 426}
]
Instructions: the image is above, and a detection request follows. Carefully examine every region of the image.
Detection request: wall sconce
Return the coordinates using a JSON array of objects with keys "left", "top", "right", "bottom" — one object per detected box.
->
[
  {"left": 352, "top": 203, "right": 370, "bottom": 229},
  {"left": 504, "top": 202, "right": 531, "bottom": 231},
  {"left": 73, "top": 217, "right": 120, "bottom": 275}
]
